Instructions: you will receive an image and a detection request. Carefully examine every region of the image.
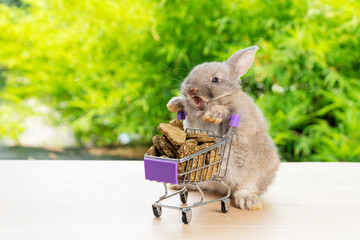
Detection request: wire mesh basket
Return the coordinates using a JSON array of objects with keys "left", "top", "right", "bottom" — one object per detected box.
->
[{"left": 144, "top": 111, "right": 240, "bottom": 223}]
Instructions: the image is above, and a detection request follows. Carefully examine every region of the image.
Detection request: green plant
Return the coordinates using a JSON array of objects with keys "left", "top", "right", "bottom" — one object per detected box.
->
[{"left": 0, "top": 0, "right": 359, "bottom": 161}]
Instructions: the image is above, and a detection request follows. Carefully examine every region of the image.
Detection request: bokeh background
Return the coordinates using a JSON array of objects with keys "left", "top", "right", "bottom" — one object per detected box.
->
[{"left": 0, "top": 0, "right": 359, "bottom": 161}]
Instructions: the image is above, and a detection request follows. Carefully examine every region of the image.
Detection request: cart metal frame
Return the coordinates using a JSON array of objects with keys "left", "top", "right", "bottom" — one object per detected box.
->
[{"left": 144, "top": 111, "right": 240, "bottom": 223}]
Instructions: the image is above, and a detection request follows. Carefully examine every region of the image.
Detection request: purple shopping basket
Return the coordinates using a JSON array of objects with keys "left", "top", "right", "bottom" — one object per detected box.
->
[{"left": 144, "top": 158, "right": 178, "bottom": 184}]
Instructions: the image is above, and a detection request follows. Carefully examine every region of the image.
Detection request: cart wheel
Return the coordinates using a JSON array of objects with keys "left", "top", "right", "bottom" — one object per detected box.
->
[
  {"left": 152, "top": 205, "right": 162, "bottom": 217},
  {"left": 221, "top": 199, "right": 230, "bottom": 213},
  {"left": 181, "top": 209, "right": 192, "bottom": 224},
  {"left": 180, "top": 190, "right": 188, "bottom": 204}
]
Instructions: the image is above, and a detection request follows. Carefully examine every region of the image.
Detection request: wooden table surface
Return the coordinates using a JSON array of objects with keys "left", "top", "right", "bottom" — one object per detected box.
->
[{"left": 0, "top": 160, "right": 359, "bottom": 240}]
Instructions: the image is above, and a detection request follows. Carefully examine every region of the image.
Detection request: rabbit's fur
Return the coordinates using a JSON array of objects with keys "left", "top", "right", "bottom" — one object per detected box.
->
[{"left": 167, "top": 46, "right": 280, "bottom": 210}]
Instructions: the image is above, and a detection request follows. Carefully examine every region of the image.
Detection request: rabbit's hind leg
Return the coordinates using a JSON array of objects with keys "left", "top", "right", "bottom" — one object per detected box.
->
[{"left": 232, "top": 187, "right": 262, "bottom": 210}]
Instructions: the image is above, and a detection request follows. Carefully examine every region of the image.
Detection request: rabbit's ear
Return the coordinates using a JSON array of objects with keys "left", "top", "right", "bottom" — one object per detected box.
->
[{"left": 226, "top": 46, "right": 259, "bottom": 79}]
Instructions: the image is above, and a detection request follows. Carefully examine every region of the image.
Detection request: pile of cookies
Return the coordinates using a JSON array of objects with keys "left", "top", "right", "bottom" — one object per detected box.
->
[{"left": 146, "top": 119, "right": 221, "bottom": 182}]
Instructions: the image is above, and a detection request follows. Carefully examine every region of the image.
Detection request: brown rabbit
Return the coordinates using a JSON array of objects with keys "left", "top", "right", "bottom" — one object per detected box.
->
[{"left": 167, "top": 46, "right": 280, "bottom": 210}]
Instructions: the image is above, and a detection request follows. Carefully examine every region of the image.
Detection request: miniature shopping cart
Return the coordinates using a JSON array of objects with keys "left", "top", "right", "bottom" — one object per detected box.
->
[{"left": 144, "top": 111, "right": 240, "bottom": 224}]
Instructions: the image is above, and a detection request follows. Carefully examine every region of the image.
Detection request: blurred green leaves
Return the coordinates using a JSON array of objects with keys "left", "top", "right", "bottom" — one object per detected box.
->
[{"left": 0, "top": 0, "right": 359, "bottom": 161}]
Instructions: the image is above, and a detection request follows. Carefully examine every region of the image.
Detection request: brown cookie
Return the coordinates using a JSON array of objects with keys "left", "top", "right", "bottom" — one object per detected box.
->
[
  {"left": 160, "top": 136, "right": 176, "bottom": 156},
  {"left": 202, "top": 147, "right": 221, "bottom": 180},
  {"left": 183, "top": 139, "right": 197, "bottom": 146},
  {"left": 185, "top": 155, "right": 200, "bottom": 182},
  {"left": 152, "top": 135, "right": 166, "bottom": 156},
  {"left": 199, "top": 142, "right": 214, "bottom": 150},
  {"left": 192, "top": 154, "right": 206, "bottom": 182},
  {"left": 184, "top": 143, "right": 204, "bottom": 182},
  {"left": 205, "top": 147, "right": 220, "bottom": 164},
  {"left": 194, "top": 136, "right": 216, "bottom": 143},
  {"left": 146, "top": 145, "right": 157, "bottom": 156},
  {"left": 177, "top": 139, "right": 198, "bottom": 159},
  {"left": 169, "top": 119, "right": 184, "bottom": 131},
  {"left": 191, "top": 143, "right": 213, "bottom": 182},
  {"left": 158, "top": 123, "right": 186, "bottom": 148},
  {"left": 159, "top": 137, "right": 175, "bottom": 158},
  {"left": 177, "top": 140, "right": 198, "bottom": 182},
  {"left": 186, "top": 132, "right": 209, "bottom": 139}
]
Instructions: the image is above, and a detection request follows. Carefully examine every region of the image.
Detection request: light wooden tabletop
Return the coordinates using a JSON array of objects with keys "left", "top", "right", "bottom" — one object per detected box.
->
[{"left": 0, "top": 160, "right": 359, "bottom": 240}]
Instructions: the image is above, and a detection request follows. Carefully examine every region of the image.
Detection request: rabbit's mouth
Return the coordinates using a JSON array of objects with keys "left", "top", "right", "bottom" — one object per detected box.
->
[{"left": 193, "top": 96, "right": 204, "bottom": 110}]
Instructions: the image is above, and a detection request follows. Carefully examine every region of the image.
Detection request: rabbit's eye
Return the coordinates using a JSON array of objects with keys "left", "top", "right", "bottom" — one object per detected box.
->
[{"left": 212, "top": 77, "right": 219, "bottom": 83}]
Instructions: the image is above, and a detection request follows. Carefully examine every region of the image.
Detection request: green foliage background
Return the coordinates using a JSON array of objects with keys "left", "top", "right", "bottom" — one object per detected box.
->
[{"left": 0, "top": 0, "right": 359, "bottom": 161}]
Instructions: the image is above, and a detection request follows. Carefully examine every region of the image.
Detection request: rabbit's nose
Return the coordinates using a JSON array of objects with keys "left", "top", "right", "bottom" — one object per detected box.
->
[{"left": 188, "top": 88, "right": 199, "bottom": 96}]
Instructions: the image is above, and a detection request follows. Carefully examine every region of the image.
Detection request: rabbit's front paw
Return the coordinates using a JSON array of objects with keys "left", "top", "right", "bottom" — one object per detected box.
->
[
  {"left": 233, "top": 189, "right": 261, "bottom": 210},
  {"left": 202, "top": 105, "right": 228, "bottom": 124},
  {"left": 167, "top": 103, "right": 182, "bottom": 113},
  {"left": 167, "top": 97, "right": 184, "bottom": 112},
  {"left": 202, "top": 115, "right": 222, "bottom": 124}
]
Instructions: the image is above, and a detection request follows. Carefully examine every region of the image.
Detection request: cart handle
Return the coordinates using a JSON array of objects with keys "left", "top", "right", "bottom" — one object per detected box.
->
[
  {"left": 177, "top": 111, "right": 187, "bottom": 120},
  {"left": 228, "top": 114, "right": 240, "bottom": 127},
  {"left": 177, "top": 111, "right": 240, "bottom": 128}
]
